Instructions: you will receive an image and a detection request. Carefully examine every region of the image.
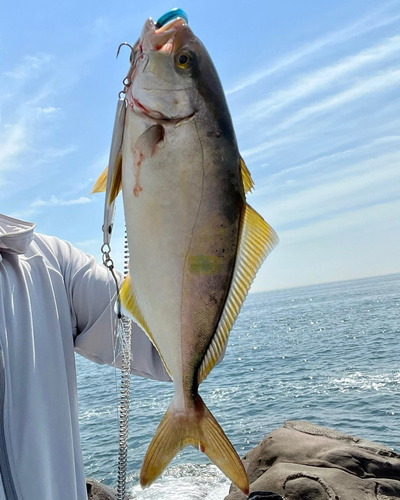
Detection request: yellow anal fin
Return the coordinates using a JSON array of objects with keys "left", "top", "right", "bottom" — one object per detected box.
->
[
  {"left": 120, "top": 275, "right": 171, "bottom": 377},
  {"left": 198, "top": 203, "right": 278, "bottom": 384},
  {"left": 240, "top": 155, "right": 254, "bottom": 194},
  {"left": 90, "top": 165, "right": 108, "bottom": 193},
  {"left": 108, "top": 152, "right": 122, "bottom": 205},
  {"left": 140, "top": 395, "right": 249, "bottom": 495}
]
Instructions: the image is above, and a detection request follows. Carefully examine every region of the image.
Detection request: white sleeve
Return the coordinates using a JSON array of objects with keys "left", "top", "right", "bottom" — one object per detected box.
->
[{"left": 51, "top": 237, "right": 171, "bottom": 382}]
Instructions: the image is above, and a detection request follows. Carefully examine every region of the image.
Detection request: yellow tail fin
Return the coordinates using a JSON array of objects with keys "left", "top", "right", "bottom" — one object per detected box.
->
[{"left": 140, "top": 395, "right": 249, "bottom": 495}]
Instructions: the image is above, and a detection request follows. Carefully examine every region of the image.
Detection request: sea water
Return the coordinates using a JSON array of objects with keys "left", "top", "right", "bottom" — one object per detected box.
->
[{"left": 76, "top": 273, "right": 400, "bottom": 498}]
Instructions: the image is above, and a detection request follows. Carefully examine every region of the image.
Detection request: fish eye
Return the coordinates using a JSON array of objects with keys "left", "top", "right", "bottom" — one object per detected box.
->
[{"left": 177, "top": 52, "right": 192, "bottom": 69}]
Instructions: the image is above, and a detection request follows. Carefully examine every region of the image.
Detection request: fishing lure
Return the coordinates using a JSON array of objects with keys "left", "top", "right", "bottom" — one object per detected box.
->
[{"left": 156, "top": 7, "right": 188, "bottom": 28}]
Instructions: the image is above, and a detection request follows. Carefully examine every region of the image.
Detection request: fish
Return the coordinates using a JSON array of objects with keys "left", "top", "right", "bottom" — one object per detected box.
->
[{"left": 92, "top": 15, "right": 278, "bottom": 495}]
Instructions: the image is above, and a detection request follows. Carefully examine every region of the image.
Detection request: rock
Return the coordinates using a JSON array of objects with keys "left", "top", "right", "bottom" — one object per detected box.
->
[
  {"left": 248, "top": 492, "right": 283, "bottom": 499},
  {"left": 86, "top": 478, "right": 117, "bottom": 500},
  {"left": 225, "top": 420, "right": 400, "bottom": 500}
]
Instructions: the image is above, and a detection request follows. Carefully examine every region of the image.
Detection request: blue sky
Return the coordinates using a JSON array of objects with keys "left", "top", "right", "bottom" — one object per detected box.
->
[{"left": 1, "top": 0, "right": 400, "bottom": 291}]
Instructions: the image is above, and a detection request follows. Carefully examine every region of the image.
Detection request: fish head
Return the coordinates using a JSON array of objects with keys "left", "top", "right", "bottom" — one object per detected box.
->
[{"left": 126, "top": 17, "right": 225, "bottom": 123}]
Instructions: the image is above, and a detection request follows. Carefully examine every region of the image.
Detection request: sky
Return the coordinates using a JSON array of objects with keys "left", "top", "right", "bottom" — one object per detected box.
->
[{"left": 1, "top": 0, "right": 400, "bottom": 291}]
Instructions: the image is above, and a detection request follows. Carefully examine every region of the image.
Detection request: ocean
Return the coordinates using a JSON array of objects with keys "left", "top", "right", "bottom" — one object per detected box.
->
[{"left": 76, "top": 273, "right": 400, "bottom": 499}]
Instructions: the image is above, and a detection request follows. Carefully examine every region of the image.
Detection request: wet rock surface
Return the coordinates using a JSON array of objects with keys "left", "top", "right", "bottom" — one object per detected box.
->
[
  {"left": 225, "top": 420, "right": 400, "bottom": 500},
  {"left": 86, "top": 478, "right": 117, "bottom": 500}
]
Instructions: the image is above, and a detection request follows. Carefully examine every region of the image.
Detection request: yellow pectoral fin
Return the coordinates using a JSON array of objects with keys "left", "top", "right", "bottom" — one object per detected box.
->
[
  {"left": 240, "top": 155, "right": 254, "bottom": 194},
  {"left": 120, "top": 275, "right": 172, "bottom": 377},
  {"left": 90, "top": 166, "right": 108, "bottom": 193},
  {"left": 198, "top": 203, "right": 278, "bottom": 384},
  {"left": 108, "top": 152, "right": 123, "bottom": 205}
]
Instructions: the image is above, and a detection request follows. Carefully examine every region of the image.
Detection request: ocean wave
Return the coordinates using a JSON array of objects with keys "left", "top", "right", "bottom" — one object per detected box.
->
[
  {"left": 128, "top": 464, "right": 230, "bottom": 500},
  {"left": 331, "top": 371, "right": 400, "bottom": 393}
]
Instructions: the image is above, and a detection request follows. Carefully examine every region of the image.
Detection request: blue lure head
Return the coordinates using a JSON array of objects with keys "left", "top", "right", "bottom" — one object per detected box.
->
[{"left": 155, "top": 8, "right": 189, "bottom": 28}]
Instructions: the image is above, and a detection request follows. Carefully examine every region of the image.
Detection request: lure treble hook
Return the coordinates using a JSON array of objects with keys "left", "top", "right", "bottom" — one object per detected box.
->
[
  {"left": 116, "top": 41, "right": 138, "bottom": 99},
  {"left": 116, "top": 42, "right": 135, "bottom": 59}
]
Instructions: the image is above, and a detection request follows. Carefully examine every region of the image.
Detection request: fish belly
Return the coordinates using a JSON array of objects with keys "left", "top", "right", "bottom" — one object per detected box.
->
[{"left": 122, "top": 113, "right": 242, "bottom": 390}]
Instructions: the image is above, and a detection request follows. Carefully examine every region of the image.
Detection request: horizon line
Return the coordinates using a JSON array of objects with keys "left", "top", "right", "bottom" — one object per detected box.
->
[{"left": 252, "top": 270, "right": 400, "bottom": 295}]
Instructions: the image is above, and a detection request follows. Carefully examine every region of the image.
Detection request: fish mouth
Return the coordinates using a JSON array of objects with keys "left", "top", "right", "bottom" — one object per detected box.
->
[
  {"left": 140, "top": 16, "right": 193, "bottom": 55},
  {"left": 155, "top": 17, "right": 187, "bottom": 34}
]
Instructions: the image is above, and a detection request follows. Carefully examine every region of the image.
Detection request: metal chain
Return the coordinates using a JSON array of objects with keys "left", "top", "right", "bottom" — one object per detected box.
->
[
  {"left": 116, "top": 231, "right": 131, "bottom": 500},
  {"left": 101, "top": 237, "right": 132, "bottom": 500},
  {"left": 116, "top": 314, "right": 131, "bottom": 500}
]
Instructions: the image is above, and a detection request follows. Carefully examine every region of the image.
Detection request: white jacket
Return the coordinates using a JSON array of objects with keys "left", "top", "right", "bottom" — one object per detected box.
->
[{"left": 0, "top": 214, "right": 169, "bottom": 500}]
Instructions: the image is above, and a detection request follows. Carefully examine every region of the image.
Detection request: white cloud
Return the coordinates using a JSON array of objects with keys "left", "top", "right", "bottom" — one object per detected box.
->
[
  {"left": 265, "top": 135, "right": 400, "bottom": 185},
  {"left": 241, "top": 67, "right": 400, "bottom": 162},
  {"left": 8, "top": 195, "right": 93, "bottom": 221},
  {"left": 35, "top": 107, "right": 62, "bottom": 117},
  {"left": 31, "top": 196, "right": 92, "bottom": 208},
  {"left": 0, "top": 122, "right": 27, "bottom": 169},
  {"left": 279, "top": 198, "right": 400, "bottom": 244},
  {"left": 0, "top": 31, "right": 111, "bottom": 177},
  {"left": 226, "top": 7, "right": 400, "bottom": 95},
  {"left": 0, "top": 58, "right": 76, "bottom": 187},
  {"left": 271, "top": 67, "right": 400, "bottom": 135},
  {"left": 4, "top": 54, "right": 54, "bottom": 80},
  {"left": 237, "top": 10, "right": 400, "bottom": 290},
  {"left": 42, "top": 145, "right": 78, "bottom": 159},
  {"left": 241, "top": 35, "right": 400, "bottom": 123},
  {"left": 0, "top": 117, "right": 77, "bottom": 188},
  {"left": 252, "top": 198, "right": 400, "bottom": 291},
  {"left": 241, "top": 134, "right": 307, "bottom": 159},
  {"left": 259, "top": 150, "right": 400, "bottom": 228}
]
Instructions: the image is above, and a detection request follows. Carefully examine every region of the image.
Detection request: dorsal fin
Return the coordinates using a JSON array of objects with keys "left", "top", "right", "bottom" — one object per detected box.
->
[
  {"left": 91, "top": 165, "right": 108, "bottom": 193},
  {"left": 198, "top": 203, "right": 278, "bottom": 384},
  {"left": 240, "top": 156, "right": 254, "bottom": 194},
  {"left": 121, "top": 274, "right": 172, "bottom": 377}
]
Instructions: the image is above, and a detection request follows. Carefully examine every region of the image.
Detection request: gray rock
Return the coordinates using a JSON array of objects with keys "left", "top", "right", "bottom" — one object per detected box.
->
[
  {"left": 225, "top": 421, "right": 400, "bottom": 500},
  {"left": 86, "top": 478, "right": 117, "bottom": 500},
  {"left": 248, "top": 492, "right": 283, "bottom": 499}
]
